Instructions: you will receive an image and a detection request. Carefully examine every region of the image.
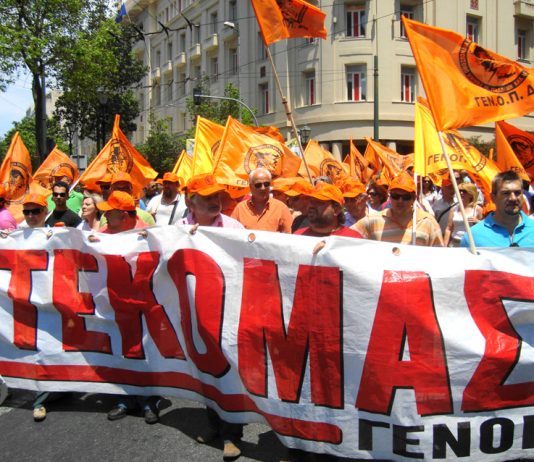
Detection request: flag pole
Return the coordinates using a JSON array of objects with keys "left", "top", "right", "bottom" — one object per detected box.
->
[
  {"left": 437, "top": 132, "right": 477, "bottom": 254},
  {"left": 265, "top": 46, "right": 314, "bottom": 183}
]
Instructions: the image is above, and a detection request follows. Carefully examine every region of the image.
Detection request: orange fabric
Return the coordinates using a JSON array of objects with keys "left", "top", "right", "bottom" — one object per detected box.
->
[
  {"left": 390, "top": 171, "right": 416, "bottom": 193},
  {"left": 23, "top": 193, "right": 48, "bottom": 208},
  {"left": 231, "top": 197, "right": 293, "bottom": 233},
  {"left": 33, "top": 146, "right": 79, "bottom": 191},
  {"left": 343, "top": 139, "right": 374, "bottom": 183},
  {"left": 340, "top": 179, "right": 366, "bottom": 198},
  {"left": 495, "top": 120, "right": 533, "bottom": 181},
  {"left": 403, "top": 16, "right": 534, "bottom": 131},
  {"left": 186, "top": 173, "right": 225, "bottom": 196},
  {"left": 97, "top": 191, "right": 136, "bottom": 212},
  {"left": 78, "top": 115, "right": 157, "bottom": 197},
  {"left": 306, "top": 183, "right": 344, "bottom": 205},
  {"left": 192, "top": 116, "right": 224, "bottom": 177},
  {"left": 251, "top": 0, "right": 326, "bottom": 46},
  {"left": 213, "top": 116, "right": 301, "bottom": 187},
  {"left": 364, "top": 138, "right": 411, "bottom": 185},
  {"left": 172, "top": 150, "right": 193, "bottom": 188},
  {"left": 0, "top": 132, "right": 33, "bottom": 222},
  {"left": 162, "top": 172, "right": 180, "bottom": 183},
  {"left": 298, "top": 140, "right": 347, "bottom": 186}
]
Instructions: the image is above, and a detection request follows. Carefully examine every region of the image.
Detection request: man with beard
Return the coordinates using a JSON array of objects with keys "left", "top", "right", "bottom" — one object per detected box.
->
[
  {"left": 146, "top": 172, "right": 187, "bottom": 225},
  {"left": 294, "top": 183, "right": 362, "bottom": 238},
  {"left": 178, "top": 173, "right": 243, "bottom": 460},
  {"left": 461, "top": 170, "right": 534, "bottom": 247}
]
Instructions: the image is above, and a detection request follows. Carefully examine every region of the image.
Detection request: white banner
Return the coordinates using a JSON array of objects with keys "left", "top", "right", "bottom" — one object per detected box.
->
[{"left": 0, "top": 225, "right": 534, "bottom": 461}]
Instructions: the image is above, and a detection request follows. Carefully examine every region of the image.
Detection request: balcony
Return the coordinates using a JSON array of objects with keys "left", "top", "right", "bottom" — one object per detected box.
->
[
  {"left": 515, "top": 0, "right": 534, "bottom": 18},
  {"left": 125, "top": 0, "right": 157, "bottom": 17},
  {"left": 174, "top": 52, "right": 186, "bottom": 68},
  {"left": 189, "top": 43, "right": 201, "bottom": 60},
  {"left": 203, "top": 33, "right": 219, "bottom": 52},
  {"left": 151, "top": 67, "right": 161, "bottom": 83},
  {"left": 221, "top": 27, "right": 238, "bottom": 42},
  {"left": 163, "top": 60, "right": 173, "bottom": 75}
]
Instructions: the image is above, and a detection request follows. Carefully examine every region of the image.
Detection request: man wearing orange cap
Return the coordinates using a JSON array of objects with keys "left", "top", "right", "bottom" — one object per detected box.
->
[
  {"left": 0, "top": 185, "right": 16, "bottom": 231},
  {"left": 231, "top": 168, "right": 293, "bottom": 232},
  {"left": 97, "top": 191, "right": 147, "bottom": 233},
  {"left": 46, "top": 166, "right": 84, "bottom": 214},
  {"left": 353, "top": 171, "right": 443, "bottom": 246},
  {"left": 96, "top": 173, "right": 113, "bottom": 200},
  {"left": 294, "top": 183, "right": 362, "bottom": 238},
  {"left": 146, "top": 172, "right": 186, "bottom": 225},
  {"left": 178, "top": 173, "right": 244, "bottom": 459},
  {"left": 20, "top": 194, "right": 48, "bottom": 229},
  {"left": 340, "top": 180, "right": 371, "bottom": 227}
]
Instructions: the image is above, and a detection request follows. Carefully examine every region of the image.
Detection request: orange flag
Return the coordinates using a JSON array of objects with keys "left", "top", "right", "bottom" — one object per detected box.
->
[
  {"left": 172, "top": 150, "right": 192, "bottom": 189},
  {"left": 251, "top": 0, "right": 327, "bottom": 46},
  {"left": 213, "top": 116, "right": 301, "bottom": 187},
  {"left": 191, "top": 116, "right": 224, "bottom": 177},
  {"left": 403, "top": 16, "right": 534, "bottom": 131},
  {"left": 364, "top": 138, "right": 411, "bottom": 184},
  {"left": 495, "top": 120, "right": 534, "bottom": 181},
  {"left": 33, "top": 146, "right": 79, "bottom": 191},
  {"left": 78, "top": 115, "right": 157, "bottom": 197},
  {"left": 0, "top": 132, "right": 33, "bottom": 222},
  {"left": 343, "top": 139, "right": 374, "bottom": 183},
  {"left": 298, "top": 140, "right": 347, "bottom": 186}
]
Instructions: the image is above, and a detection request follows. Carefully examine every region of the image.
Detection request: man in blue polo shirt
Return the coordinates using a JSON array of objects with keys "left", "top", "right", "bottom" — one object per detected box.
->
[{"left": 461, "top": 170, "right": 534, "bottom": 247}]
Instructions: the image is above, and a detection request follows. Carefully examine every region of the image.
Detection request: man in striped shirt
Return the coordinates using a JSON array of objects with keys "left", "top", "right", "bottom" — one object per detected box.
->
[{"left": 352, "top": 171, "right": 443, "bottom": 246}]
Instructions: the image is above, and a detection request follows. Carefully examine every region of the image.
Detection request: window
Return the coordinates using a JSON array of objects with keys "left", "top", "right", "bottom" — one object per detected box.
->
[
  {"left": 399, "top": 6, "right": 414, "bottom": 38},
  {"left": 210, "top": 57, "right": 218, "bottom": 82},
  {"left": 166, "top": 78, "right": 173, "bottom": 100},
  {"left": 346, "top": 5, "right": 366, "bottom": 38},
  {"left": 179, "top": 33, "right": 186, "bottom": 53},
  {"left": 167, "top": 40, "right": 173, "bottom": 61},
  {"left": 304, "top": 72, "right": 316, "bottom": 105},
  {"left": 259, "top": 84, "right": 269, "bottom": 114},
  {"left": 518, "top": 29, "right": 528, "bottom": 60},
  {"left": 210, "top": 12, "right": 218, "bottom": 34},
  {"left": 466, "top": 16, "right": 479, "bottom": 42},
  {"left": 230, "top": 48, "right": 238, "bottom": 75},
  {"left": 229, "top": 0, "right": 237, "bottom": 22},
  {"left": 346, "top": 65, "right": 366, "bottom": 101},
  {"left": 177, "top": 73, "right": 186, "bottom": 97},
  {"left": 193, "top": 65, "right": 201, "bottom": 82},
  {"left": 154, "top": 84, "right": 161, "bottom": 106},
  {"left": 193, "top": 24, "right": 200, "bottom": 44},
  {"left": 400, "top": 67, "right": 415, "bottom": 102},
  {"left": 155, "top": 49, "right": 161, "bottom": 68}
]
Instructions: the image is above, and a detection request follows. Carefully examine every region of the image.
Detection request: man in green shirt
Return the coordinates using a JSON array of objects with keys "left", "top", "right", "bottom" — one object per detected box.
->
[{"left": 46, "top": 167, "right": 84, "bottom": 214}]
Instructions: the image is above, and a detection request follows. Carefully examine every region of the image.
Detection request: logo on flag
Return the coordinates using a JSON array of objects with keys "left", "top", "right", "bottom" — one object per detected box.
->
[
  {"left": 108, "top": 140, "right": 133, "bottom": 174},
  {"left": 508, "top": 134, "right": 534, "bottom": 169},
  {"left": 320, "top": 159, "right": 345, "bottom": 184},
  {"left": 459, "top": 41, "right": 528, "bottom": 93},
  {"left": 47, "top": 163, "right": 77, "bottom": 188},
  {"left": 5, "top": 161, "right": 30, "bottom": 204},
  {"left": 244, "top": 144, "right": 284, "bottom": 176}
]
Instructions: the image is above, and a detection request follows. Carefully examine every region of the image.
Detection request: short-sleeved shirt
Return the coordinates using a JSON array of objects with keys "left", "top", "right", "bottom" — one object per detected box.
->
[
  {"left": 460, "top": 211, "right": 534, "bottom": 247},
  {"left": 353, "top": 208, "right": 443, "bottom": 247},
  {"left": 146, "top": 193, "right": 187, "bottom": 225},
  {"left": 231, "top": 197, "right": 293, "bottom": 233},
  {"left": 47, "top": 190, "right": 84, "bottom": 214},
  {"left": 294, "top": 226, "right": 363, "bottom": 238},
  {"left": 45, "top": 209, "right": 82, "bottom": 228},
  {"left": 178, "top": 213, "right": 244, "bottom": 229}
]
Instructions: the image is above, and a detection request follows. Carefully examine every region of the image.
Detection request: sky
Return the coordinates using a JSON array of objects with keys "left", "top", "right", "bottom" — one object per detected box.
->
[{"left": 0, "top": 73, "right": 34, "bottom": 139}]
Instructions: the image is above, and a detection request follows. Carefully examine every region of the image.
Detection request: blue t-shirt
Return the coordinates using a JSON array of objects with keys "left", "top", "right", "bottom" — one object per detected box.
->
[{"left": 460, "top": 211, "right": 534, "bottom": 247}]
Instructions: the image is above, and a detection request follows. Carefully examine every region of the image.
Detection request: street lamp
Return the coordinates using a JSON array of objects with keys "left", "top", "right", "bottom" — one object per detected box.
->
[
  {"left": 97, "top": 92, "right": 108, "bottom": 152},
  {"left": 300, "top": 125, "right": 311, "bottom": 145},
  {"left": 192, "top": 87, "right": 259, "bottom": 126}
]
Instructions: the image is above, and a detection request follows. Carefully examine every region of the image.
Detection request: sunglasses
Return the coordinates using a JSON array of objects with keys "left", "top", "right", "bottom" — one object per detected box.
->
[
  {"left": 23, "top": 208, "right": 44, "bottom": 216},
  {"left": 53, "top": 192, "right": 67, "bottom": 197},
  {"left": 390, "top": 192, "right": 413, "bottom": 201},
  {"left": 368, "top": 191, "right": 379, "bottom": 197},
  {"left": 254, "top": 182, "right": 271, "bottom": 189},
  {"left": 100, "top": 185, "right": 111, "bottom": 190}
]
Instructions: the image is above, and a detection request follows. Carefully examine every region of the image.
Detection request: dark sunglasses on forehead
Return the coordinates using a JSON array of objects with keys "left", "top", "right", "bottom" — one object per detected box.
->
[
  {"left": 254, "top": 181, "right": 271, "bottom": 189},
  {"left": 390, "top": 192, "right": 413, "bottom": 201},
  {"left": 23, "top": 208, "right": 44, "bottom": 216},
  {"left": 53, "top": 192, "right": 67, "bottom": 197}
]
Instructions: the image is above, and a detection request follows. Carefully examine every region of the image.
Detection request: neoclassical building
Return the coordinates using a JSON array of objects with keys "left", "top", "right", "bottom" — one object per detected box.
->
[{"left": 124, "top": 0, "right": 534, "bottom": 159}]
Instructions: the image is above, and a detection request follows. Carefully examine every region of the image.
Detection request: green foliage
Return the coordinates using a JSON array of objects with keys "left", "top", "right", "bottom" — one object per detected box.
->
[
  {"left": 136, "top": 113, "right": 184, "bottom": 174},
  {"left": 54, "top": 19, "right": 147, "bottom": 143},
  {"left": 0, "top": 115, "right": 69, "bottom": 170},
  {"left": 185, "top": 79, "right": 257, "bottom": 126},
  {"left": 466, "top": 136, "right": 495, "bottom": 157}
]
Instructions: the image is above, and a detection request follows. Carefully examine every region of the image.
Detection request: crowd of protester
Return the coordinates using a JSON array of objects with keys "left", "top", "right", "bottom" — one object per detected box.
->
[{"left": 3, "top": 164, "right": 534, "bottom": 461}]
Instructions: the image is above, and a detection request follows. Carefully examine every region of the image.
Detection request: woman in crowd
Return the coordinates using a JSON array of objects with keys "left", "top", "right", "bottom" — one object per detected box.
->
[
  {"left": 366, "top": 182, "right": 388, "bottom": 211},
  {"left": 77, "top": 194, "right": 103, "bottom": 231},
  {"left": 443, "top": 182, "right": 483, "bottom": 247}
]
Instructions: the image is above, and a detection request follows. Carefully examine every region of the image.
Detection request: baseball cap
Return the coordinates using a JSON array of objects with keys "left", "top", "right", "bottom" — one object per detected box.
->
[
  {"left": 23, "top": 193, "right": 48, "bottom": 208},
  {"left": 96, "top": 190, "right": 136, "bottom": 212},
  {"left": 187, "top": 174, "right": 226, "bottom": 196},
  {"left": 53, "top": 167, "right": 74, "bottom": 180},
  {"left": 162, "top": 172, "right": 180, "bottom": 183},
  {"left": 111, "top": 171, "right": 133, "bottom": 185},
  {"left": 340, "top": 179, "right": 366, "bottom": 198},
  {"left": 389, "top": 171, "right": 416, "bottom": 193},
  {"left": 285, "top": 179, "right": 314, "bottom": 197},
  {"left": 96, "top": 173, "right": 113, "bottom": 184},
  {"left": 307, "top": 183, "right": 344, "bottom": 205}
]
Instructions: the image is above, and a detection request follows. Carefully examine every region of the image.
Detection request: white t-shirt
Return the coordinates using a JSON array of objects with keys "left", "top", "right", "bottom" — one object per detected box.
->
[{"left": 146, "top": 193, "right": 187, "bottom": 225}]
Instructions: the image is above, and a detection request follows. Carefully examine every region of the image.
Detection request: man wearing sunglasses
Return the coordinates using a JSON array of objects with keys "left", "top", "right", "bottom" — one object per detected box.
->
[
  {"left": 21, "top": 194, "right": 48, "bottom": 229},
  {"left": 46, "top": 167, "right": 84, "bottom": 214},
  {"left": 45, "top": 181, "right": 82, "bottom": 228},
  {"left": 353, "top": 171, "right": 443, "bottom": 246},
  {"left": 231, "top": 167, "right": 293, "bottom": 232}
]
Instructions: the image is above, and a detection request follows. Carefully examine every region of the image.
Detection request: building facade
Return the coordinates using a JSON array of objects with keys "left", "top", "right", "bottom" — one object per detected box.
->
[{"left": 124, "top": 0, "right": 534, "bottom": 160}]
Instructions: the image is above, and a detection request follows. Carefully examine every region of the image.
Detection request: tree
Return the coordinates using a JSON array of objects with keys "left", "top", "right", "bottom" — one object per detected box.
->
[
  {"left": 136, "top": 113, "right": 184, "bottom": 174},
  {"left": 0, "top": 115, "right": 69, "bottom": 170},
  {"left": 0, "top": 0, "right": 109, "bottom": 161},
  {"left": 466, "top": 136, "right": 495, "bottom": 157},
  {"left": 54, "top": 20, "right": 147, "bottom": 154}
]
